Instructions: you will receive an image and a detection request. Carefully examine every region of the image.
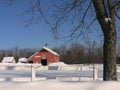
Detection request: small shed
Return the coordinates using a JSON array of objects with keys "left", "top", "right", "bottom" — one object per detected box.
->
[
  {"left": 18, "top": 58, "right": 28, "bottom": 63},
  {"left": 2, "top": 57, "right": 16, "bottom": 63},
  {"left": 28, "top": 45, "right": 60, "bottom": 65}
]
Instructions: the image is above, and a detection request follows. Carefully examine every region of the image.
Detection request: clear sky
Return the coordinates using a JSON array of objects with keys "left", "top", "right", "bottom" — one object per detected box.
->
[
  {"left": 0, "top": 0, "right": 64, "bottom": 50},
  {"left": 0, "top": 1, "right": 119, "bottom": 50}
]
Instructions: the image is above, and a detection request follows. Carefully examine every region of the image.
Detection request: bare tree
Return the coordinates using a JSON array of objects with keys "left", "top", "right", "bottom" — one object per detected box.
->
[
  {"left": 41, "top": 0, "right": 119, "bottom": 81},
  {"left": 53, "top": 0, "right": 119, "bottom": 81},
  {"left": 92, "top": 0, "right": 119, "bottom": 81},
  {"left": 3, "top": 0, "right": 120, "bottom": 81}
]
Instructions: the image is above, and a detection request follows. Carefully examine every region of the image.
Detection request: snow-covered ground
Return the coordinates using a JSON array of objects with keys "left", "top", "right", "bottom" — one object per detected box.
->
[
  {"left": 0, "top": 62, "right": 120, "bottom": 90},
  {"left": 0, "top": 79, "right": 120, "bottom": 90}
]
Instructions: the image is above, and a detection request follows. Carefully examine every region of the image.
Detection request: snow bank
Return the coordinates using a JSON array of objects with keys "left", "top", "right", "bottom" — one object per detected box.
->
[
  {"left": 97, "top": 81, "right": 120, "bottom": 90},
  {"left": 48, "top": 62, "right": 68, "bottom": 66},
  {"left": 0, "top": 64, "right": 120, "bottom": 90},
  {"left": 0, "top": 80, "right": 120, "bottom": 90}
]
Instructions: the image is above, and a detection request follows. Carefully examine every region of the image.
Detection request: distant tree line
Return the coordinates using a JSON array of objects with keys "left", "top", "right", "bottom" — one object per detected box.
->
[
  {"left": 53, "top": 42, "right": 120, "bottom": 64},
  {"left": 0, "top": 42, "right": 120, "bottom": 64},
  {"left": 0, "top": 47, "right": 37, "bottom": 62}
]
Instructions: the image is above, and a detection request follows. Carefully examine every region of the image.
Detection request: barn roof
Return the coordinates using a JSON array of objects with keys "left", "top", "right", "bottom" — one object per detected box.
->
[
  {"left": 28, "top": 51, "right": 39, "bottom": 60},
  {"left": 18, "top": 58, "right": 28, "bottom": 62},
  {"left": 2, "top": 57, "right": 15, "bottom": 63},
  {"left": 42, "top": 47, "right": 60, "bottom": 56},
  {"left": 28, "top": 46, "right": 60, "bottom": 60}
]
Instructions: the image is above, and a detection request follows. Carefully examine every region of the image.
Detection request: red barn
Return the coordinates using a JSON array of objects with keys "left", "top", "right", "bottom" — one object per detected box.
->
[{"left": 28, "top": 46, "right": 60, "bottom": 64}]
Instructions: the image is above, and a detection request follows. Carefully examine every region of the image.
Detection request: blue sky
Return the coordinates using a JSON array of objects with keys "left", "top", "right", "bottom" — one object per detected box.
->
[
  {"left": 0, "top": 0, "right": 63, "bottom": 49},
  {"left": 0, "top": 0, "right": 119, "bottom": 50},
  {"left": 0, "top": 0, "right": 104, "bottom": 49}
]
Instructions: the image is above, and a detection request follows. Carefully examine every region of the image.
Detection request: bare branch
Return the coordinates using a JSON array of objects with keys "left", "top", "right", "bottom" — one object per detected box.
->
[
  {"left": 37, "top": 0, "right": 52, "bottom": 26},
  {"left": 25, "top": 3, "right": 35, "bottom": 27},
  {"left": 114, "top": 4, "right": 120, "bottom": 19},
  {"left": 113, "top": 1, "right": 120, "bottom": 19},
  {"left": 69, "top": 1, "right": 92, "bottom": 37}
]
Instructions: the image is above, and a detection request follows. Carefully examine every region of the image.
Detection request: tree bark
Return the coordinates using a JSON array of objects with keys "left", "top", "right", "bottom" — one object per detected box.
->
[{"left": 92, "top": 0, "right": 117, "bottom": 81}]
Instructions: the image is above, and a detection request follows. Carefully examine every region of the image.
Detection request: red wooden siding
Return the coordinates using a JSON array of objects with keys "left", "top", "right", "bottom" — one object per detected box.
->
[{"left": 28, "top": 47, "right": 60, "bottom": 64}]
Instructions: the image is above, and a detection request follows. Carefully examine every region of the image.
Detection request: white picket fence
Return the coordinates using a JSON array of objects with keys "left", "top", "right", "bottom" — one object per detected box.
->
[{"left": 0, "top": 63, "right": 99, "bottom": 82}]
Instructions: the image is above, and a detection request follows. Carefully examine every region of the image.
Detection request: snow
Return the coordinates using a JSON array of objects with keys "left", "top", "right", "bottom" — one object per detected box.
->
[
  {"left": 49, "top": 62, "right": 68, "bottom": 66},
  {"left": 105, "top": 18, "right": 111, "bottom": 22},
  {"left": 18, "top": 58, "right": 28, "bottom": 62},
  {"left": 28, "top": 46, "right": 59, "bottom": 60},
  {"left": 28, "top": 52, "right": 39, "bottom": 60},
  {"left": 0, "top": 63, "right": 120, "bottom": 90},
  {"left": 0, "top": 80, "right": 120, "bottom": 90},
  {"left": 43, "top": 46, "right": 60, "bottom": 56},
  {"left": 2, "top": 57, "right": 15, "bottom": 63}
]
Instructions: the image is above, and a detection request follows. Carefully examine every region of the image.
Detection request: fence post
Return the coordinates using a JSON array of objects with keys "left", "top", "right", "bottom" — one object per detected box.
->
[
  {"left": 80, "top": 64, "right": 82, "bottom": 71},
  {"left": 31, "top": 64, "right": 36, "bottom": 81},
  {"left": 93, "top": 64, "right": 97, "bottom": 80}
]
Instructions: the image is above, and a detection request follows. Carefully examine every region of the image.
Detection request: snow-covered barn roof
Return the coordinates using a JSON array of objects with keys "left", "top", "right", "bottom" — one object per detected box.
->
[
  {"left": 28, "top": 51, "right": 39, "bottom": 60},
  {"left": 42, "top": 47, "right": 60, "bottom": 56},
  {"left": 28, "top": 47, "right": 60, "bottom": 60},
  {"left": 28, "top": 46, "right": 60, "bottom": 60},
  {"left": 2, "top": 57, "right": 15, "bottom": 63},
  {"left": 18, "top": 58, "right": 28, "bottom": 62}
]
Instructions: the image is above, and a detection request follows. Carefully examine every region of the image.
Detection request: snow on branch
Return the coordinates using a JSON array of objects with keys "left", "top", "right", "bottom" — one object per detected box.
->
[{"left": 105, "top": 18, "right": 112, "bottom": 22}]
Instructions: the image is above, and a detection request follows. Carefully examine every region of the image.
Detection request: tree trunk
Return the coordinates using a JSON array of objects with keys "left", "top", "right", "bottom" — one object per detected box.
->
[
  {"left": 92, "top": 0, "right": 117, "bottom": 81},
  {"left": 103, "top": 25, "right": 117, "bottom": 81}
]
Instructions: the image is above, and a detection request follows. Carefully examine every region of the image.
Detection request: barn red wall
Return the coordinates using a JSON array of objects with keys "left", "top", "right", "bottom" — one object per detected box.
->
[
  {"left": 29, "top": 52, "right": 41, "bottom": 63},
  {"left": 29, "top": 49, "right": 60, "bottom": 64}
]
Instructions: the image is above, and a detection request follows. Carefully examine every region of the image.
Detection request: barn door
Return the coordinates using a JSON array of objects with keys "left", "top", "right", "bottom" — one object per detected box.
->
[
  {"left": 41, "top": 52, "right": 47, "bottom": 66},
  {"left": 41, "top": 59, "right": 47, "bottom": 66}
]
